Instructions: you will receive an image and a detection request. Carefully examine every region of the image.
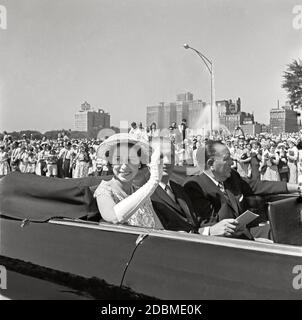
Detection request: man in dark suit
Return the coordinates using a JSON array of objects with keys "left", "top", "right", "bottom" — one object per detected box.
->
[
  {"left": 184, "top": 140, "right": 301, "bottom": 239},
  {"left": 150, "top": 138, "right": 199, "bottom": 233}
]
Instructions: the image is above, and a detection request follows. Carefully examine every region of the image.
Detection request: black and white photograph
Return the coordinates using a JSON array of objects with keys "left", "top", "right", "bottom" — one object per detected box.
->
[{"left": 0, "top": 0, "right": 302, "bottom": 304}]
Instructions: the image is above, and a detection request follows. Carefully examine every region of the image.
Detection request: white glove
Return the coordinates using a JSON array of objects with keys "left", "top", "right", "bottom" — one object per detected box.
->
[{"left": 148, "top": 147, "right": 163, "bottom": 183}]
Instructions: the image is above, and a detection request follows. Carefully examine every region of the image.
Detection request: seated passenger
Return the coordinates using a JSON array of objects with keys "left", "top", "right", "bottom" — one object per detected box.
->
[
  {"left": 149, "top": 137, "right": 200, "bottom": 233},
  {"left": 94, "top": 133, "right": 163, "bottom": 228},
  {"left": 184, "top": 140, "right": 302, "bottom": 239}
]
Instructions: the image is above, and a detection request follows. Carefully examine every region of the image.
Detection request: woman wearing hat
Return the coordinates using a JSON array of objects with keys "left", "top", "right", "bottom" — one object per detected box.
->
[{"left": 94, "top": 133, "right": 163, "bottom": 229}]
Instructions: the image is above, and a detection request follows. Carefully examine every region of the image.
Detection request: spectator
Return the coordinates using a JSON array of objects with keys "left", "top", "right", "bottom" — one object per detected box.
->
[
  {"left": 148, "top": 122, "right": 159, "bottom": 139},
  {"left": 234, "top": 139, "right": 251, "bottom": 178},
  {"left": 58, "top": 141, "right": 74, "bottom": 178},
  {"left": 249, "top": 141, "right": 262, "bottom": 180},
  {"left": 19, "top": 146, "right": 29, "bottom": 173},
  {"left": 46, "top": 147, "right": 58, "bottom": 177},
  {"left": 0, "top": 145, "right": 10, "bottom": 176},
  {"left": 73, "top": 144, "right": 90, "bottom": 178},
  {"left": 260, "top": 143, "right": 280, "bottom": 181},
  {"left": 287, "top": 138, "right": 298, "bottom": 184},
  {"left": 26, "top": 146, "right": 37, "bottom": 174},
  {"left": 276, "top": 142, "right": 289, "bottom": 182}
]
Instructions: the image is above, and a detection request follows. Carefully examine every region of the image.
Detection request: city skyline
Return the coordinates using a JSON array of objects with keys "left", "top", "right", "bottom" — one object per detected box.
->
[{"left": 0, "top": 0, "right": 301, "bottom": 132}]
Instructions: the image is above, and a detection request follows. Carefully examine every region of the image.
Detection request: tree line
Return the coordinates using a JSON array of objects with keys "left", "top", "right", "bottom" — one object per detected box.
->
[{"left": 0, "top": 127, "right": 120, "bottom": 141}]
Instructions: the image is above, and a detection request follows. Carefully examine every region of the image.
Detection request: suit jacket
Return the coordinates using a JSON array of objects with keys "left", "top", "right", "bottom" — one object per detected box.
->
[
  {"left": 151, "top": 180, "right": 199, "bottom": 233},
  {"left": 183, "top": 170, "right": 288, "bottom": 228}
]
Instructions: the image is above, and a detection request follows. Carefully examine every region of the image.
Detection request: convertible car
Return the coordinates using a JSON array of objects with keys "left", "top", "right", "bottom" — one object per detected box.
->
[{"left": 0, "top": 172, "right": 302, "bottom": 300}]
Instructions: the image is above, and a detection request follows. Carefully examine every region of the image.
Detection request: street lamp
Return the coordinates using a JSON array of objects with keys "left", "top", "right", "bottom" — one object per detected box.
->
[{"left": 183, "top": 43, "right": 215, "bottom": 136}]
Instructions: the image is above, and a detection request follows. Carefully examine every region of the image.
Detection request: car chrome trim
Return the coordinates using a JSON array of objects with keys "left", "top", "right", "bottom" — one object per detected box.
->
[{"left": 49, "top": 219, "right": 302, "bottom": 257}]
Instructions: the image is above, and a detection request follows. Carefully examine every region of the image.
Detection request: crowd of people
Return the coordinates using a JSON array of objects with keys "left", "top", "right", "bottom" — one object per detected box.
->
[
  {"left": 2, "top": 124, "right": 302, "bottom": 242},
  {"left": 0, "top": 132, "right": 106, "bottom": 178},
  {"left": 1, "top": 123, "right": 302, "bottom": 184}
]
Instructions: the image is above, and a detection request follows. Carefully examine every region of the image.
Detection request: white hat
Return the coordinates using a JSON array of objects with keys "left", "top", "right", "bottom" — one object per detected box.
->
[{"left": 96, "top": 133, "right": 152, "bottom": 164}]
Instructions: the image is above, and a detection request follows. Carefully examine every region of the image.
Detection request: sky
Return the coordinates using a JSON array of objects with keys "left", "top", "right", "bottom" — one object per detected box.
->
[{"left": 0, "top": 0, "right": 301, "bottom": 132}]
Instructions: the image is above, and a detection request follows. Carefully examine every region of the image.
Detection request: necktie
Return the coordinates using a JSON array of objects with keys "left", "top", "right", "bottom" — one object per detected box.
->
[
  {"left": 218, "top": 182, "right": 228, "bottom": 197},
  {"left": 218, "top": 182, "right": 240, "bottom": 215},
  {"left": 165, "top": 184, "right": 197, "bottom": 229},
  {"left": 165, "top": 184, "right": 176, "bottom": 203}
]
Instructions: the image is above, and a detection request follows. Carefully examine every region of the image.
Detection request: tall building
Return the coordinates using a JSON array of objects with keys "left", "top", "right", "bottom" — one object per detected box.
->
[
  {"left": 176, "top": 103, "right": 189, "bottom": 125},
  {"left": 146, "top": 93, "right": 252, "bottom": 134},
  {"left": 228, "top": 98, "right": 241, "bottom": 114},
  {"left": 218, "top": 102, "right": 253, "bottom": 133},
  {"left": 269, "top": 107, "right": 298, "bottom": 134},
  {"left": 146, "top": 103, "right": 164, "bottom": 128},
  {"left": 177, "top": 92, "right": 194, "bottom": 102},
  {"left": 241, "top": 123, "right": 262, "bottom": 135},
  {"left": 74, "top": 101, "right": 110, "bottom": 138},
  {"left": 146, "top": 92, "right": 203, "bottom": 129},
  {"left": 216, "top": 100, "right": 229, "bottom": 116},
  {"left": 188, "top": 100, "right": 204, "bottom": 128},
  {"left": 163, "top": 103, "right": 177, "bottom": 128}
]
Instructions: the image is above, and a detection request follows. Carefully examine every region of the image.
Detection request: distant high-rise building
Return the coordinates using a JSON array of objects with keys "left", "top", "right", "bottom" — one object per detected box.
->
[
  {"left": 218, "top": 104, "right": 253, "bottom": 133},
  {"left": 216, "top": 100, "right": 229, "bottom": 116},
  {"left": 269, "top": 107, "right": 298, "bottom": 134},
  {"left": 176, "top": 103, "right": 189, "bottom": 126},
  {"left": 146, "top": 93, "right": 204, "bottom": 129},
  {"left": 228, "top": 98, "right": 241, "bottom": 114},
  {"left": 74, "top": 101, "right": 110, "bottom": 138},
  {"left": 177, "top": 92, "right": 194, "bottom": 102},
  {"left": 146, "top": 94, "right": 250, "bottom": 133},
  {"left": 188, "top": 100, "right": 204, "bottom": 128},
  {"left": 163, "top": 103, "right": 177, "bottom": 128},
  {"left": 241, "top": 123, "right": 262, "bottom": 135},
  {"left": 146, "top": 104, "right": 164, "bottom": 129}
]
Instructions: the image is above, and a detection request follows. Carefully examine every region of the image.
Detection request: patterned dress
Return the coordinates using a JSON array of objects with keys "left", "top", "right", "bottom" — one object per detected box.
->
[
  {"left": 94, "top": 180, "right": 162, "bottom": 228},
  {"left": 73, "top": 152, "right": 90, "bottom": 178}
]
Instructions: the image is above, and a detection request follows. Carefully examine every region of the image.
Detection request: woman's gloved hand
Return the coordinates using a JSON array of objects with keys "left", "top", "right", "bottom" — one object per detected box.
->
[{"left": 148, "top": 146, "right": 163, "bottom": 183}]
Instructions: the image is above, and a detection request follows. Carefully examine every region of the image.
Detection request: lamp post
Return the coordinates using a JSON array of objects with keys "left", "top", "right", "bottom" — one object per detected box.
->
[{"left": 183, "top": 43, "right": 215, "bottom": 137}]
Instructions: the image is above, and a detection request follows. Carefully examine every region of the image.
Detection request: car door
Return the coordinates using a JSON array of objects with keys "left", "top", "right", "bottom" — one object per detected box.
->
[
  {"left": 122, "top": 230, "right": 302, "bottom": 299},
  {"left": 0, "top": 217, "right": 149, "bottom": 299}
]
